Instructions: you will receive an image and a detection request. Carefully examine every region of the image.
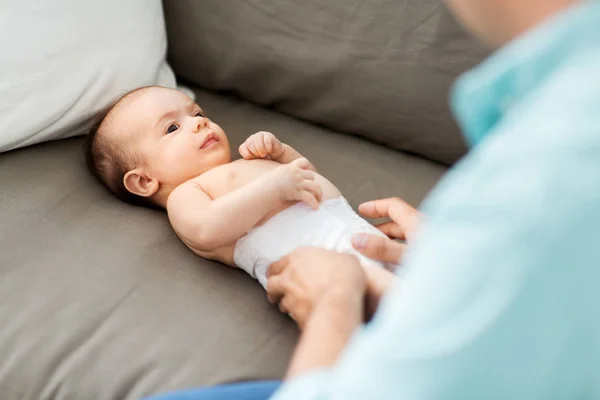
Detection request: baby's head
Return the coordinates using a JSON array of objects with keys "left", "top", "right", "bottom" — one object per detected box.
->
[{"left": 85, "top": 86, "right": 231, "bottom": 209}]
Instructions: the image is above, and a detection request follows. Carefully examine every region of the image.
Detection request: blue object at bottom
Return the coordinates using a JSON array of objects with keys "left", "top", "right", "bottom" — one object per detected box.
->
[{"left": 143, "top": 380, "right": 282, "bottom": 400}]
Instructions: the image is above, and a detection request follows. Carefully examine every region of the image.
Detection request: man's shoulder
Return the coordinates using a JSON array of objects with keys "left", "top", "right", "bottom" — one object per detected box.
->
[
  {"left": 490, "top": 51, "right": 600, "bottom": 161},
  {"left": 518, "top": 49, "right": 600, "bottom": 131}
]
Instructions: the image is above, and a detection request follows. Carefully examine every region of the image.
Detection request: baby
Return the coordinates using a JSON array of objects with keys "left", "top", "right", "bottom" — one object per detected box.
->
[{"left": 85, "top": 86, "right": 391, "bottom": 287}]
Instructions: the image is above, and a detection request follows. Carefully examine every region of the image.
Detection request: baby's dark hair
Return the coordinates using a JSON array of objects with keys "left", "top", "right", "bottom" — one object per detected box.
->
[{"left": 84, "top": 86, "right": 161, "bottom": 210}]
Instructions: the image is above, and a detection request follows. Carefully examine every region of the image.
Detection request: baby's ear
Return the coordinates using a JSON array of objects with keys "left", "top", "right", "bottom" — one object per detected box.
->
[{"left": 123, "top": 168, "right": 159, "bottom": 197}]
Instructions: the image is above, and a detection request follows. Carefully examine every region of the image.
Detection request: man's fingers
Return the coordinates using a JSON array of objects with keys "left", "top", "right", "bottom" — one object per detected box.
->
[
  {"left": 359, "top": 198, "right": 420, "bottom": 241},
  {"left": 385, "top": 200, "right": 420, "bottom": 240},
  {"left": 279, "top": 295, "right": 295, "bottom": 315},
  {"left": 357, "top": 197, "right": 407, "bottom": 218},
  {"left": 375, "top": 221, "right": 406, "bottom": 240},
  {"left": 278, "top": 298, "right": 289, "bottom": 314},
  {"left": 267, "top": 257, "right": 288, "bottom": 279},
  {"left": 267, "top": 256, "right": 293, "bottom": 303},
  {"left": 351, "top": 233, "right": 405, "bottom": 264},
  {"left": 281, "top": 297, "right": 310, "bottom": 329},
  {"left": 294, "top": 307, "right": 309, "bottom": 330},
  {"left": 266, "top": 275, "right": 285, "bottom": 304},
  {"left": 357, "top": 198, "right": 397, "bottom": 218},
  {"left": 379, "top": 198, "right": 418, "bottom": 231}
]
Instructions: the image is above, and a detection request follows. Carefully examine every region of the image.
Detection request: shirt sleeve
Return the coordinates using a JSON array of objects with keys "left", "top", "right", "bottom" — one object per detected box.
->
[{"left": 272, "top": 128, "right": 600, "bottom": 400}]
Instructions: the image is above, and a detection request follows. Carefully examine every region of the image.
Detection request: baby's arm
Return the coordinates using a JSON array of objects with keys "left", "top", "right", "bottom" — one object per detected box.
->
[
  {"left": 239, "top": 131, "right": 317, "bottom": 172},
  {"left": 167, "top": 158, "right": 322, "bottom": 252}
]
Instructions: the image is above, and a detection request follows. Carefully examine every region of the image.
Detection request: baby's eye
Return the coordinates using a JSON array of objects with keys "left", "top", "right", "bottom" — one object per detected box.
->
[
  {"left": 195, "top": 111, "right": 205, "bottom": 117},
  {"left": 166, "top": 124, "right": 179, "bottom": 134}
]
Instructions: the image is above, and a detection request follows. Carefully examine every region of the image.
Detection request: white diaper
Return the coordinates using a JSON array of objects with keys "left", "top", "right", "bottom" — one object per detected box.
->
[{"left": 234, "top": 197, "right": 389, "bottom": 288}]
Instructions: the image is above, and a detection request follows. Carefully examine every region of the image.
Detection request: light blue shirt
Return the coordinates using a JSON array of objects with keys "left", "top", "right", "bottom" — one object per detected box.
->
[{"left": 272, "top": 2, "right": 600, "bottom": 399}]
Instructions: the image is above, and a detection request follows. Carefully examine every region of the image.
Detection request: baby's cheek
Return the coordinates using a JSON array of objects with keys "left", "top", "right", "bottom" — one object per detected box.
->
[
  {"left": 212, "top": 124, "right": 228, "bottom": 140},
  {"left": 159, "top": 148, "right": 186, "bottom": 174}
]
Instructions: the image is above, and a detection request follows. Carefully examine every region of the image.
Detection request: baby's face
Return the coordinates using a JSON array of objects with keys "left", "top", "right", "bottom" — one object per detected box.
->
[{"left": 115, "top": 87, "right": 231, "bottom": 187}]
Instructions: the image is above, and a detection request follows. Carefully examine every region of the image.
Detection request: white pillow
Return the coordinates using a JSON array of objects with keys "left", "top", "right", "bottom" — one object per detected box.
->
[{"left": 0, "top": 0, "right": 176, "bottom": 152}]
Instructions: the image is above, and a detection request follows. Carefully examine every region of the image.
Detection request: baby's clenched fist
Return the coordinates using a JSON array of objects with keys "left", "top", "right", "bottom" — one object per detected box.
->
[{"left": 239, "top": 131, "right": 286, "bottom": 161}]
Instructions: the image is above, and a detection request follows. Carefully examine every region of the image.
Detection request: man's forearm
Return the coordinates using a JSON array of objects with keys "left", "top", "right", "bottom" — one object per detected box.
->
[
  {"left": 286, "top": 290, "right": 363, "bottom": 379},
  {"left": 277, "top": 144, "right": 317, "bottom": 172}
]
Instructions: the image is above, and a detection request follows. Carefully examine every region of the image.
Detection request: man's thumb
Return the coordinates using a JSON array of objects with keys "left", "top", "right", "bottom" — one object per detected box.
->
[{"left": 352, "top": 233, "right": 404, "bottom": 264}]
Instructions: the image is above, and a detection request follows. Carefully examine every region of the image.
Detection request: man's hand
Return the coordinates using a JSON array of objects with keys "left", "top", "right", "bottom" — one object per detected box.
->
[
  {"left": 239, "top": 131, "right": 286, "bottom": 161},
  {"left": 349, "top": 197, "right": 420, "bottom": 317},
  {"left": 268, "top": 248, "right": 366, "bottom": 378},
  {"left": 267, "top": 247, "right": 366, "bottom": 330},
  {"left": 352, "top": 197, "right": 422, "bottom": 263},
  {"left": 269, "top": 158, "right": 323, "bottom": 209}
]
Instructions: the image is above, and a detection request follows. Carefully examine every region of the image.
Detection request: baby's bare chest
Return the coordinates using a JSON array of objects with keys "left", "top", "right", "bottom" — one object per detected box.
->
[{"left": 194, "top": 159, "right": 279, "bottom": 199}]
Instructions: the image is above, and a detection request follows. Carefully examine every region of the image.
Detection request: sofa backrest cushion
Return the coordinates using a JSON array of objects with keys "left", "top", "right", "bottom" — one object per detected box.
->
[{"left": 164, "top": 0, "right": 487, "bottom": 165}]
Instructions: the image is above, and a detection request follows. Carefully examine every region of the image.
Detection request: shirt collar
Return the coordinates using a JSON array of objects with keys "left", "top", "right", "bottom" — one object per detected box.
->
[{"left": 451, "top": 0, "right": 600, "bottom": 147}]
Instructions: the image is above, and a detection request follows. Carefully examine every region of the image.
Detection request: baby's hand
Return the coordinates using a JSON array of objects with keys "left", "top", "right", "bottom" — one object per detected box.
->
[
  {"left": 239, "top": 131, "right": 286, "bottom": 161},
  {"left": 270, "top": 158, "right": 323, "bottom": 209}
]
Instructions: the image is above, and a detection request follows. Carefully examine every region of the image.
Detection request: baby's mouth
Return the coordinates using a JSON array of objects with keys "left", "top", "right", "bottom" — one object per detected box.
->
[{"left": 200, "top": 132, "right": 219, "bottom": 149}]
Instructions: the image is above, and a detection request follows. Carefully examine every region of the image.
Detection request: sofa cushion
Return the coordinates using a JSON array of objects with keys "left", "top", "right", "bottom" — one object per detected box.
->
[
  {"left": 0, "top": 0, "right": 175, "bottom": 153},
  {"left": 0, "top": 88, "right": 446, "bottom": 399},
  {"left": 164, "top": 0, "right": 487, "bottom": 165}
]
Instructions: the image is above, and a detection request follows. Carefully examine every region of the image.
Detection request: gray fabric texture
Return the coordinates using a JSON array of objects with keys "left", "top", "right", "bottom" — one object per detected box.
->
[
  {"left": 0, "top": 88, "right": 446, "bottom": 400},
  {"left": 164, "top": 0, "right": 487, "bottom": 165}
]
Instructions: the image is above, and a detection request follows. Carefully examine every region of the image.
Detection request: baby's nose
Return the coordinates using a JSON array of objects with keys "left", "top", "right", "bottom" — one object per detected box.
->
[{"left": 193, "top": 117, "right": 208, "bottom": 133}]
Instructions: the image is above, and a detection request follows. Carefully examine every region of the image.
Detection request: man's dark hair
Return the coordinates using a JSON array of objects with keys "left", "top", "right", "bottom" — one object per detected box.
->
[{"left": 83, "top": 87, "right": 161, "bottom": 210}]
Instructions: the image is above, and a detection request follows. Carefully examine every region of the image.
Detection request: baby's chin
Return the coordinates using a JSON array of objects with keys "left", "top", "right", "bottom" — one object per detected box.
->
[
  {"left": 221, "top": 147, "right": 232, "bottom": 163},
  {"left": 198, "top": 150, "right": 232, "bottom": 173},
  {"left": 212, "top": 147, "right": 232, "bottom": 166}
]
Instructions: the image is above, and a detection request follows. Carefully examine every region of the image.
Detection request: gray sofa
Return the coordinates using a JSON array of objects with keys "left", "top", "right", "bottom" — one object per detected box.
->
[{"left": 0, "top": 1, "right": 486, "bottom": 399}]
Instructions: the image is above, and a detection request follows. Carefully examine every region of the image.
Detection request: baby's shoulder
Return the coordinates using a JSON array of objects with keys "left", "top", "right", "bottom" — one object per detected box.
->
[{"left": 167, "top": 179, "right": 210, "bottom": 212}]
